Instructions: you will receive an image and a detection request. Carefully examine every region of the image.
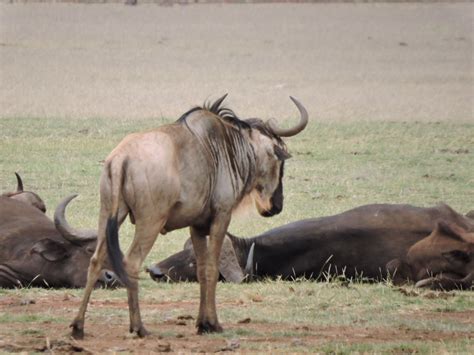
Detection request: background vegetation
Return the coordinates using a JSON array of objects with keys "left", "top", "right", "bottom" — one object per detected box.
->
[{"left": 1, "top": 116, "right": 473, "bottom": 352}]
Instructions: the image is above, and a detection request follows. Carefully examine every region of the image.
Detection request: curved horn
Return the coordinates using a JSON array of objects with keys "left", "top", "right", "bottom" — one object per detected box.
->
[
  {"left": 15, "top": 172, "right": 24, "bottom": 192},
  {"left": 54, "top": 194, "right": 97, "bottom": 244},
  {"left": 415, "top": 273, "right": 473, "bottom": 291},
  {"left": 210, "top": 93, "right": 228, "bottom": 112},
  {"left": 266, "top": 97, "right": 309, "bottom": 137},
  {"left": 244, "top": 242, "right": 255, "bottom": 281}
]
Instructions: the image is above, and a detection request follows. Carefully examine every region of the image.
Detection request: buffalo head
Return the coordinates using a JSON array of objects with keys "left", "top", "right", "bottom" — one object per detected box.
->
[
  {"left": 387, "top": 221, "right": 474, "bottom": 290},
  {"left": 147, "top": 235, "right": 254, "bottom": 283},
  {"left": 0, "top": 194, "right": 119, "bottom": 288}
]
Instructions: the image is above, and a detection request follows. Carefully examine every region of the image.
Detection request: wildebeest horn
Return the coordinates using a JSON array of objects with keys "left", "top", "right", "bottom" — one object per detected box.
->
[
  {"left": 266, "top": 97, "right": 309, "bottom": 137},
  {"left": 54, "top": 194, "right": 97, "bottom": 244},
  {"left": 244, "top": 242, "right": 255, "bottom": 280},
  {"left": 210, "top": 93, "right": 228, "bottom": 112},
  {"left": 15, "top": 172, "right": 24, "bottom": 192}
]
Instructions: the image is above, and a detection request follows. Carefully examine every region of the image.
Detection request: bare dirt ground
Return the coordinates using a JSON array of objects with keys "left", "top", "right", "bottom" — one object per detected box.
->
[
  {"left": 0, "top": 2, "right": 472, "bottom": 122},
  {"left": 1, "top": 293, "right": 473, "bottom": 353}
]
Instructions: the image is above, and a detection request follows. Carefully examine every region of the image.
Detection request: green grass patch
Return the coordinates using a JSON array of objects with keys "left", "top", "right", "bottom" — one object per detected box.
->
[{"left": 0, "top": 117, "right": 473, "bottom": 352}]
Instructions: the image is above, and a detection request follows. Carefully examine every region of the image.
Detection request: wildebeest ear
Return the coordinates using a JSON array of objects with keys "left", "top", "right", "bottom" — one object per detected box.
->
[
  {"left": 274, "top": 145, "right": 291, "bottom": 161},
  {"left": 31, "top": 239, "right": 70, "bottom": 262},
  {"left": 442, "top": 250, "right": 471, "bottom": 264},
  {"left": 218, "top": 235, "right": 245, "bottom": 283}
]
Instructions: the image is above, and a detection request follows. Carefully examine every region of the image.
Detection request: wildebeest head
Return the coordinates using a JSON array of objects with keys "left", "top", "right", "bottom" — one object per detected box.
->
[
  {"left": 2, "top": 173, "right": 46, "bottom": 213},
  {"left": 0, "top": 195, "right": 118, "bottom": 288},
  {"left": 387, "top": 221, "right": 474, "bottom": 290},
  {"left": 179, "top": 95, "right": 308, "bottom": 219},
  {"left": 246, "top": 97, "right": 308, "bottom": 217}
]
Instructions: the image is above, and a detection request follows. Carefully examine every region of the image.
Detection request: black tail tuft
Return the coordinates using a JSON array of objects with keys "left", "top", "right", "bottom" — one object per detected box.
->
[{"left": 106, "top": 216, "right": 130, "bottom": 287}]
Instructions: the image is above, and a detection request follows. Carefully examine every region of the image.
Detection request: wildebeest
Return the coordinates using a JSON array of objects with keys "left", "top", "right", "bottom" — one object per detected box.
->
[
  {"left": 0, "top": 194, "right": 118, "bottom": 288},
  {"left": 148, "top": 203, "right": 473, "bottom": 287},
  {"left": 2, "top": 173, "right": 46, "bottom": 212},
  {"left": 71, "top": 95, "right": 308, "bottom": 339},
  {"left": 387, "top": 220, "right": 474, "bottom": 290}
]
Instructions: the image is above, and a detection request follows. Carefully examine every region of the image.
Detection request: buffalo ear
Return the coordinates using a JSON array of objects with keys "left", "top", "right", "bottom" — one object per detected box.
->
[
  {"left": 465, "top": 210, "right": 474, "bottom": 220},
  {"left": 442, "top": 250, "right": 471, "bottom": 265},
  {"left": 183, "top": 237, "right": 194, "bottom": 251},
  {"left": 218, "top": 236, "right": 245, "bottom": 283},
  {"left": 31, "top": 239, "right": 70, "bottom": 262},
  {"left": 436, "top": 221, "right": 466, "bottom": 241}
]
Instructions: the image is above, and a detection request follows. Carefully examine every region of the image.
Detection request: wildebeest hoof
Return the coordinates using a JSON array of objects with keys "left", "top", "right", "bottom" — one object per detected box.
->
[
  {"left": 70, "top": 321, "right": 84, "bottom": 340},
  {"left": 130, "top": 325, "right": 150, "bottom": 338},
  {"left": 196, "top": 321, "right": 223, "bottom": 334}
]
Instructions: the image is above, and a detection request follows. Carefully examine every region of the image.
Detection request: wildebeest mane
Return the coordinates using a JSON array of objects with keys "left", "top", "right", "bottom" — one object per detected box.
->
[
  {"left": 177, "top": 96, "right": 285, "bottom": 146},
  {"left": 177, "top": 95, "right": 251, "bottom": 131},
  {"left": 176, "top": 95, "right": 262, "bottom": 204}
]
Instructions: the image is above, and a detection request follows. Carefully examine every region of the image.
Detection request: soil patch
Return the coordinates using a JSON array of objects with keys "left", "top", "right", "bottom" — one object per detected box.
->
[{"left": 1, "top": 293, "right": 472, "bottom": 352}]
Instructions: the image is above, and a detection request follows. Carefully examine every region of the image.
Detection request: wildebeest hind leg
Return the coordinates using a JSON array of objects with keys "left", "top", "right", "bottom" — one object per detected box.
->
[
  {"left": 123, "top": 220, "right": 163, "bottom": 337},
  {"left": 71, "top": 236, "right": 108, "bottom": 339}
]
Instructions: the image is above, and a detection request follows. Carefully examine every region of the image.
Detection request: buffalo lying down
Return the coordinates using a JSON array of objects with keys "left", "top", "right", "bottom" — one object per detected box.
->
[
  {"left": 0, "top": 195, "right": 118, "bottom": 288},
  {"left": 2, "top": 172, "right": 46, "bottom": 212},
  {"left": 148, "top": 203, "right": 473, "bottom": 289},
  {"left": 387, "top": 221, "right": 474, "bottom": 290}
]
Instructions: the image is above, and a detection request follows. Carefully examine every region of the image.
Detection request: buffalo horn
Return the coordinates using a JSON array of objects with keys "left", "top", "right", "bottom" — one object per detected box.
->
[
  {"left": 244, "top": 242, "right": 255, "bottom": 280},
  {"left": 54, "top": 194, "right": 97, "bottom": 244},
  {"left": 266, "top": 97, "right": 308, "bottom": 137},
  {"left": 15, "top": 172, "right": 24, "bottom": 192}
]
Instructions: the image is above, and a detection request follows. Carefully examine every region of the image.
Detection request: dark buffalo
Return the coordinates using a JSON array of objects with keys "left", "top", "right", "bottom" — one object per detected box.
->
[
  {"left": 2, "top": 172, "right": 46, "bottom": 212},
  {"left": 0, "top": 195, "right": 118, "bottom": 288},
  {"left": 387, "top": 221, "right": 473, "bottom": 290},
  {"left": 148, "top": 203, "right": 473, "bottom": 286}
]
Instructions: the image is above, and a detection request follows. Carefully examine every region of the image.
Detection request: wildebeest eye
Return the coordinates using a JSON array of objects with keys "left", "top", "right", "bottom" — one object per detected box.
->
[{"left": 86, "top": 247, "right": 95, "bottom": 254}]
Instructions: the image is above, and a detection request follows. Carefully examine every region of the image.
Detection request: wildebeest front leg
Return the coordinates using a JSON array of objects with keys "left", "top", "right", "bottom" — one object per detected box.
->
[
  {"left": 190, "top": 226, "right": 209, "bottom": 328},
  {"left": 193, "top": 215, "right": 231, "bottom": 334}
]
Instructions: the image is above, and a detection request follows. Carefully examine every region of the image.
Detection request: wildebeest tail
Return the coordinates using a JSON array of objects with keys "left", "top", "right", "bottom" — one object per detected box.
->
[
  {"left": 106, "top": 215, "right": 130, "bottom": 287},
  {"left": 105, "top": 159, "right": 131, "bottom": 287}
]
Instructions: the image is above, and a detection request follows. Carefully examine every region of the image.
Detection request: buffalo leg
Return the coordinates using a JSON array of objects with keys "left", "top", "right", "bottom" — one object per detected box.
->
[
  {"left": 123, "top": 221, "right": 163, "bottom": 337},
  {"left": 195, "top": 214, "right": 231, "bottom": 334}
]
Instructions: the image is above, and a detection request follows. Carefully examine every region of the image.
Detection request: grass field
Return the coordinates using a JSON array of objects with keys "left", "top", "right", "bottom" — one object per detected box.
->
[{"left": 1, "top": 116, "right": 473, "bottom": 352}]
